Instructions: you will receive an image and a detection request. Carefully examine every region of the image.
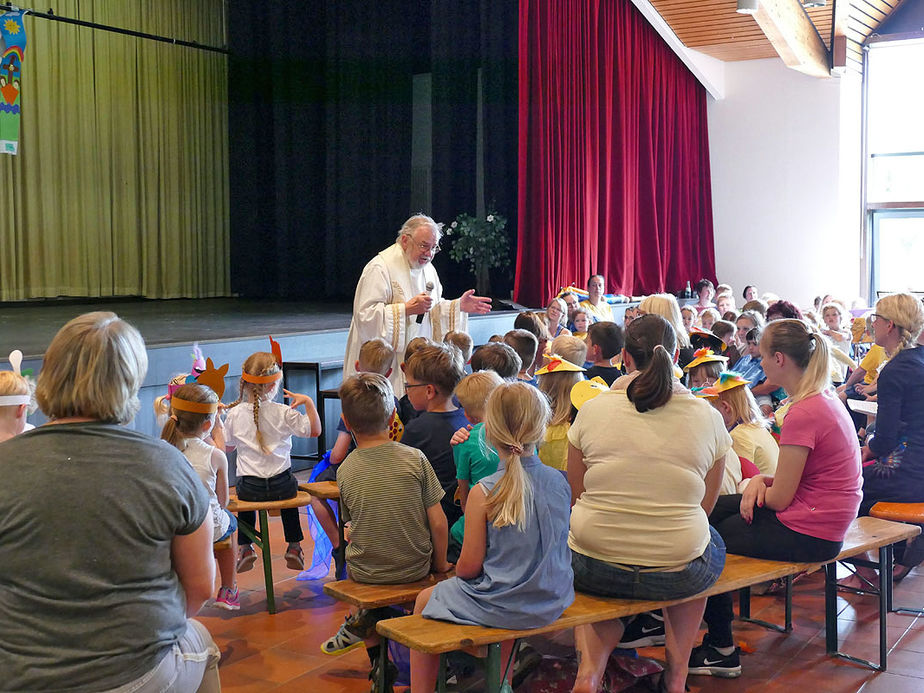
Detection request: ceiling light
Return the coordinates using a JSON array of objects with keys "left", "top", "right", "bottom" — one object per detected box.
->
[
  {"left": 802, "top": 1, "right": 827, "bottom": 7},
  {"left": 737, "top": 0, "right": 759, "bottom": 15}
]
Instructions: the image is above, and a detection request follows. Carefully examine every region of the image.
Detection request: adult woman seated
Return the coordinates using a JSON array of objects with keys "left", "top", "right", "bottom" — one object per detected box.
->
[
  {"left": 691, "top": 319, "right": 861, "bottom": 678},
  {"left": 568, "top": 314, "right": 730, "bottom": 693},
  {"left": 638, "top": 293, "right": 694, "bottom": 369},
  {"left": 0, "top": 312, "right": 219, "bottom": 692},
  {"left": 860, "top": 293, "right": 924, "bottom": 579},
  {"left": 546, "top": 297, "right": 572, "bottom": 338}
]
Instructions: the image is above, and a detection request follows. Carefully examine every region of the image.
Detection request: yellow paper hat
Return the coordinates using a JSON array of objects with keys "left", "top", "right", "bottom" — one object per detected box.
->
[
  {"left": 684, "top": 347, "right": 729, "bottom": 372},
  {"left": 536, "top": 354, "right": 585, "bottom": 375},
  {"left": 691, "top": 385, "right": 719, "bottom": 399},
  {"left": 712, "top": 371, "right": 750, "bottom": 393},
  {"left": 570, "top": 377, "right": 609, "bottom": 410}
]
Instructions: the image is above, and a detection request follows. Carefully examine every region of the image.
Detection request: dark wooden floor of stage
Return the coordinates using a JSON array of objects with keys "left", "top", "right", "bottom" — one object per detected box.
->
[{"left": 1, "top": 298, "right": 354, "bottom": 358}]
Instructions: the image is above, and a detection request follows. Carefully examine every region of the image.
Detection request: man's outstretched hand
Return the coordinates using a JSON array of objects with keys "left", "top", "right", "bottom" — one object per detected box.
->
[{"left": 459, "top": 289, "right": 492, "bottom": 314}]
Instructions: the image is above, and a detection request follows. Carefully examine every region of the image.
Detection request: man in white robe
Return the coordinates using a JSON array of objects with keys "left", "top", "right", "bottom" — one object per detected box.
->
[{"left": 343, "top": 214, "right": 492, "bottom": 395}]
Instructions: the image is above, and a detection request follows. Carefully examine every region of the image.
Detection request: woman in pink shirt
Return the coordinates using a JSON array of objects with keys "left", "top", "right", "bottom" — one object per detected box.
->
[{"left": 688, "top": 319, "right": 862, "bottom": 679}]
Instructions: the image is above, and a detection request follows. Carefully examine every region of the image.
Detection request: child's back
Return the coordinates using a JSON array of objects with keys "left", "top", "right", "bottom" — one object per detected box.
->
[
  {"left": 730, "top": 423, "right": 778, "bottom": 476},
  {"left": 423, "top": 456, "right": 573, "bottom": 629},
  {"left": 184, "top": 437, "right": 231, "bottom": 541}
]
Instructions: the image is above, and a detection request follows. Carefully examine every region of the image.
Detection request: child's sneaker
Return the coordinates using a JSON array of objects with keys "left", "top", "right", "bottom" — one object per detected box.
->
[
  {"left": 215, "top": 586, "right": 241, "bottom": 611},
  {"left": 617, "top": 611, "right": 665, "bottom": 648},
  {"left": 285, "top": 544, "right": 305, "bottom": 570},
  {"left": 321, "top": 616, "right": 365, "bottom": 655},
  {"left": 688, "top": 638, "right": 742, "bottom": 677},
  {"left": 237, "top": 545, "right": 257, "bottom": 573}
]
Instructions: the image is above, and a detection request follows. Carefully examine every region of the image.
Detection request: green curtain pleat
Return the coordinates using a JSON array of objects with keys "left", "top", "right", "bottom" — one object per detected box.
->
[{"left": 0, "top": 0, "right": 229, "bottom": 300}]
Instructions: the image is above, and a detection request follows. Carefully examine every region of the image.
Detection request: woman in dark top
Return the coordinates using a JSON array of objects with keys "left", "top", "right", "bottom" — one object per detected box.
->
[{"left": 860, "top": 293, "right": 924, "bottom": 577}]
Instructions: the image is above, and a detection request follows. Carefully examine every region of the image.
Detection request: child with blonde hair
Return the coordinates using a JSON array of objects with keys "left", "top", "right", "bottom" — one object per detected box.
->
[
  {"left": 443, "top": 330, "right": 474, "bottom": 365},
  {"left": 550, "top": 334, "right": 588, "bottom": 368},
  {"left": 161, "top": 383, "right": 239, "bottom": 610},
  {"left": 0, "top": 370, "right": 34, "bottom": 442},
  {"left": 450, "top": 370, "right": 504, "bottom": 549},
  {"left": 700, "top": 307, "right": 721, "bottom": 332},
  {"left": 536, "top": 355, "right": 585, "bottom": 471},
  {"left": 224, "top": 351, "right": 321, "bottom": 572},
  {"left": 412, "top": 383, "right": 574, "bottom": 692},
  {"left": 685, "top": 349, "right": 728, "bottom": 389},
  {"left": 821, "top": 302, "right": 852, "bottom": 385}
]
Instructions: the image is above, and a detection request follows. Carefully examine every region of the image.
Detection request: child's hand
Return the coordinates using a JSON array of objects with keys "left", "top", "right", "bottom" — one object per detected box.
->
[
  {"left": 283, "top": 389, "right": 311, "bottom": 409},
  {"left": 450, "top": 425, "right": 472, "bottom": 446},
  {"left": 432, "top": 559, "right": 454, "bottom": 574}
]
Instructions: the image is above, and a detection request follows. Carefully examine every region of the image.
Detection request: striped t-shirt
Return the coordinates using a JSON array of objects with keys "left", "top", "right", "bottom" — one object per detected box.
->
[{"left": 337, "top": 441, "right": 445, "bottom": 584}]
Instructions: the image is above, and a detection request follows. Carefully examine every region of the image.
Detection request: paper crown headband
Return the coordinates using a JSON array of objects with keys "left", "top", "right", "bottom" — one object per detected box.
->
[
  {"left": 0, "top": 350, "right": 32, "bottom": 406},
  {"left": 570, "top": 376, "right": 609, "bottom": 410},
  {"left": 684, "top": 348, "right": 729, "bottom": 372},
  {"left": 241, "top": 336, "right": 284, "bottom": 384},
  {"left": 536, "top": 354, "right": 585, "bottom": 375},
  {"left": 695, "top": 371, "right": 751, "bottom": 399}
]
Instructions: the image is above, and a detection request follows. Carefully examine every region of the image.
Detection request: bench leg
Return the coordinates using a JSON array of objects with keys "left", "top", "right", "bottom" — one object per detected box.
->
[
  {"left": 258, "top": 510, "right": 276, "bottom": 614},
  {"left": 484, "top": 642, "right": 503, "bottom": 693},
  {"left": 737, "top": 577, "right": 793, "bottom": 633},
  {"left": 334, "top": 498, "right": 347, "bottom": 580},
  {"left": 375, "top": 637, "right": 388, "bottom": 693},
  {"left": 436, "top": 653, "right": 447, "bottom": 693}
]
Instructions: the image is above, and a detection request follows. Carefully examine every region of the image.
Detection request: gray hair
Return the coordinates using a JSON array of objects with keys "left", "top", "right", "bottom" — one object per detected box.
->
[{"left": 397, "top": 214, "right": 444, "bottom": 242}]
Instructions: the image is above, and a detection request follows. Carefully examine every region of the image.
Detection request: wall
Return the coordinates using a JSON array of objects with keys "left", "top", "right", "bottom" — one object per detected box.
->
[{"left": 708, "top": 59, "right": 864, "bottom": 310}]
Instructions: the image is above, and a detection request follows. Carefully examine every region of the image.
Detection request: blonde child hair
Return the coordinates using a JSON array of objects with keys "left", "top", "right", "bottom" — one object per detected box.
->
[
  {"left": 454, "top": 371, "right": 503, "bottom": 421},
  {"left": 482, "top": 382, "right": 550, "bottom": 529},
  {"left": 443, "top": 331, "right": 474, "bottom": 364},
  {"left": 404, "top": 336, "right": 432, "bottom": 363},
  {"left": 699, "top": 307, "right": 721, "bottom": 331},
  {"left": 227, "top": 352, "right": 280, "bottom": 453},
  {"left": 538, "top": 368, "right": 583, "bottom": 427},
  {"left": 153, "top": 373, "right": 190, "bottom": 418},
  {"left": 688, "top": 361, "right": 725, "bottom": 389},
  {"left": 761, "top": 320, "right": 831, "bottom": 403},
  {"left": 550, "top": 335, "right": 588, "bottom": 367},
  {"left": 358, "top": 337, "right": 395, "bottom": 376},
  {"left": 0, "top": 371, "right": 34, "bottom": 440},
  {"left": 715, "top": 382, "right": 768, "bottom": 429},
  {"left": 339, "top": 373, "right": 395, "bottom": 435},
  {"left": 0, "top": 370, "right": 34, "bottom": 411},
  {"left": 161, "top": 383, "right": 219, "bottom": 450},
  {"left": 638, "top": 294, "right": 691, "bottom": 348}
]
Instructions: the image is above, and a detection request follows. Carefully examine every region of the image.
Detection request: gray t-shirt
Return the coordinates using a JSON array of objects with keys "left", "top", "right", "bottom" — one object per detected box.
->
[{"left": 0, "top": 422, "right": 210, "bottom": 691}]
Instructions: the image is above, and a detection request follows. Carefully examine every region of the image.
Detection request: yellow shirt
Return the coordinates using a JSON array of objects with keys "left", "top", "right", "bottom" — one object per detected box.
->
[
  {"left": 538, "top": 423, "right": 570, "bottom": 471},
  {"left": 859, "top": 345, "right": 887, "bottom": 385},
  {"left": 579, "top": 299, "right": 613, "bottom": 323}
]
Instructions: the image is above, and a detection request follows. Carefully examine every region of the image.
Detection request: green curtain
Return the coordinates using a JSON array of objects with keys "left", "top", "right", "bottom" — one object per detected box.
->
[{"left": 0, "top": 0, "right": 229, "bottom": 300}]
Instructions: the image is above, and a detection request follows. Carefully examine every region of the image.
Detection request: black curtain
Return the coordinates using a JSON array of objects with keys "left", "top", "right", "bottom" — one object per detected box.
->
[{"left": 229, "top": 0, "right": 516, "bottom": 301}]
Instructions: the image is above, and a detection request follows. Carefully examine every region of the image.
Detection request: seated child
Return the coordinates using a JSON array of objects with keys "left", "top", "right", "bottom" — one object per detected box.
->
[
  {"left": 161, "top": 383, "right": 239, "bottom": 610},
  {"left": 514, "top": 311, "right": 551, "bottom": 370},
  {"left": 536, "top": 356, "right": 585, "bottom": 471},
  {"left": 821, "top": 302, "right": 852, "bottom": 386},
  {"left": 584, "top": 322, "right": 625, "bottom": 386},
  {"left": 470, "top": 342, "right": 522, "bottom": 380},
  {"left": 571, "top": 308, "right": 590, "bottom": 341},
  {"left": 733, "top": 327, "right": 775, "bottom": 415},
  {"left": 550, "top": 334, "right": 588, "bottom": 369},
  {"left": 680, "top": 305, "right": 696, "bottom": 334},
  {"left": 311, "top": 337, "right": 403, "bottom": 553},
  {"left": 0, "top": 370, "right": 34, "bottom": 442},
  {"left": 412, "top": 383, "right": 574, "bottom": 691},
  {"left": 224, "top": 350, "right": 321, "bottom": 572},
  {"left": 685, "top": 348, "right": 728, "bottom": 389},
  {"left": 322, "top": 373, "right": 451, "bottom": 682},
  {"left": 443, "top": 330, "right": 474, "bottom": 367},
  {"left": 401, "top": 343, "right": 469, "bottom": 527},
  {"left": 504, "top": 329, "right": 539, "bottom": 386},
  {"left": 397, "top": 336, "right": 433, "bottom": 424},
  {"left": 450, "top": 371, "right": 504, "bottom": 552},
  {"left": 712, "top": 319, "right": 740, "bottom": 365},
  {"left": 700, "top": 307, "right": 721, "bottom": 332}
]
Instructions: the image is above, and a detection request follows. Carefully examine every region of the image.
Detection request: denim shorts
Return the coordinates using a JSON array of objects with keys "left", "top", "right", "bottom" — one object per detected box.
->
[
  {"left": 216, "top": 509, "right": 238, "bottom": 543},
  {"left": 572, "top": 525, "right": 726, "bottom": 601}
]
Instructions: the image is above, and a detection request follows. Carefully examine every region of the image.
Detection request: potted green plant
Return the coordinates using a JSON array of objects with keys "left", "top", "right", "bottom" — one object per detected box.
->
[{"left": 444, "top": 209, "right": 509, "bottom": 297}]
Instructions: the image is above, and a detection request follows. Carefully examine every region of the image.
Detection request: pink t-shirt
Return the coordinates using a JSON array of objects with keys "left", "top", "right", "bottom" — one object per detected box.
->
[{"left": 776, "top": 390, "right": 862, "bottom": 542}]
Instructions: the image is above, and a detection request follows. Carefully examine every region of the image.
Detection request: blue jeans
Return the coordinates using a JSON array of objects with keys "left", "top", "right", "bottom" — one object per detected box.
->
[
  {"left": 216, "top": 510, "right": 237, "bottom": 543},
  {"left": 572, "top": 525, "right": 726, "bottom": 601}
]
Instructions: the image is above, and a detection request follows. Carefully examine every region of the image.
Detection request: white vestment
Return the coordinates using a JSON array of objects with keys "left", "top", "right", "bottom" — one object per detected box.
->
[{"left": 343, "top": 242, "right": 466, "bottom": 396}]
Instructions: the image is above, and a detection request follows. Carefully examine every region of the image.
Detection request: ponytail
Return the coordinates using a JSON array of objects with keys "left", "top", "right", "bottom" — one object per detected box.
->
[
  {"left": 482, "top": 382, "right": 549, "bottom": 529},
  {"left": 624, "top": 314, "right": 678, "bottom": 413},
  {"left": 762, "top": 319, "right": 831, "bottom": 403},
  {"left": 159, "top": 383, "right": 218, "bottom": 451},
  {"left": 160, "top": 416, "right": 186, "bottom": 451}
]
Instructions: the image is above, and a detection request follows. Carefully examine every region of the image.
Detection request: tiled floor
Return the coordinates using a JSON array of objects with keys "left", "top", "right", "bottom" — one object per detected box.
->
[{"left": 198, "top": 510, "right": 924, "bottom": 691}]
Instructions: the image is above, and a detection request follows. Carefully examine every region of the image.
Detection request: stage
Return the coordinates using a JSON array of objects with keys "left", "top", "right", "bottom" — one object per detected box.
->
[{"left": 3, "top": 297, "right": 518, "bottom": 470}]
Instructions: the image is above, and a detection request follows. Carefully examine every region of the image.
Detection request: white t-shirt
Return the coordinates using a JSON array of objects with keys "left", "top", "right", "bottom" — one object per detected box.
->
[
  {"left": 568, "top": 389, "right": 732, "bottom": 567},
  {"left": 730, "top": 423, "right": 779, "bottom": 476},
  {"left": 224, "top": 400, "right": 314, "bottom": 478},
  {"left": 183, "top": 436, "right": 230, "bottom": 542}
]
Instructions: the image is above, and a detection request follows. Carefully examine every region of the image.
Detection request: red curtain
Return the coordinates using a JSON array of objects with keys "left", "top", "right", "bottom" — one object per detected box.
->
[{"left": 515, "top": 0, "right": 716, "bottom": 306}]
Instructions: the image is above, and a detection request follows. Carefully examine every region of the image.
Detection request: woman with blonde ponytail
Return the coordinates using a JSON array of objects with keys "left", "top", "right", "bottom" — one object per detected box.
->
[
  {"left": 569, "top": 314, "right": 730, "bottom": 693},
  {"left": 224, "top": 351, "right": 322, "bottom": 573},
  {"left": 410, "top": 382, "right": 574, "bottom": 692},
  {"left": 691, "top": 318, "right": 862, "bottom": 680}
]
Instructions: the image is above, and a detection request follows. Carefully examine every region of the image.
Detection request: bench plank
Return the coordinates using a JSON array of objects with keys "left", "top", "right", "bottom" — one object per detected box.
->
[
  {"left": 324, "top": 572, "right": 455, "bottom": 609},
  {"left": 299, "top": 481, "right": 340, "bottom": 500},
  {"left": 378, "top": 517, "right": 919, "bottom": 654},
  {"left": 227, "top": 490, "right": 313, "bottom": 513}
]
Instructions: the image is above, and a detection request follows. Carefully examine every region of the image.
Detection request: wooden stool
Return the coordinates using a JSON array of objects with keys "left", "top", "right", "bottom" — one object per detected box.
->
[
  {"left": 870, "top": 502, "right": 924, "bottom": 615},
  {"left": 300, "top": 481, "right": 346, "bottom": 579},
  {"left": 227, "top": 490, "right": 313, "bottom": 613}
]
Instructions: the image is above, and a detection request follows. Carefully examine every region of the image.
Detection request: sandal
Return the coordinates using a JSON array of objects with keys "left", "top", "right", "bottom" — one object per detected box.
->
[{"left": 894, "top": 563, "right": 915, "bottom": 583}]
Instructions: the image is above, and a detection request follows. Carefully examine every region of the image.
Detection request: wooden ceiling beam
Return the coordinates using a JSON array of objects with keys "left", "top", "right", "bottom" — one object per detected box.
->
[
  {"left": 746, "top": 0, "right": 831, "bottom": 77},
  {"left": 832, "top": 0, "right": 850, "bottom": 73}
]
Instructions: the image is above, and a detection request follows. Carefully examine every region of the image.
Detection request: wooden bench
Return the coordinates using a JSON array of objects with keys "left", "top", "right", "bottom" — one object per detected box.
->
[
  {"left": 869, "top": 502, "right": 924, "bottom": 615},
  {"left": 227, "top": 490, "right": 314, "bottom": 613},
  {"left": 300, "top": 480, "right": 346, "bottom": 579},
  {"left": 377, "top": 517, "right": 919, "bottom": 692}
]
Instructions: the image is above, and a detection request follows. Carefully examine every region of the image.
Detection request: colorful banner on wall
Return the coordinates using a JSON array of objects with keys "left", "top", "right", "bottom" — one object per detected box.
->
[{"left": 0, "top": 10, "right": 27, "bottom": 155}]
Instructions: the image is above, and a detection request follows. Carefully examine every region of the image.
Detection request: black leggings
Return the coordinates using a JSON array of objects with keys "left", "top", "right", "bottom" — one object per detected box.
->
[
  {"left": 236, "top": 470, "right": 304, "bottom": 544},
  {"left": 703, "top": 494, "right": 841, "bottom": 647}
]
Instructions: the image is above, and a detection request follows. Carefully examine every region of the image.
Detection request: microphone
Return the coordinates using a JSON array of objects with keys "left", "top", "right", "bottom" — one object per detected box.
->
[{"left": 416, "top": 281, "right": 435, "bottom": 324}]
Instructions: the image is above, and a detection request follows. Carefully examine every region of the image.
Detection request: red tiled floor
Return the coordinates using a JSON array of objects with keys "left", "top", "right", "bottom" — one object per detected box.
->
[{"left": 198, "top": 510, "right": 924, "bottom": 691}]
